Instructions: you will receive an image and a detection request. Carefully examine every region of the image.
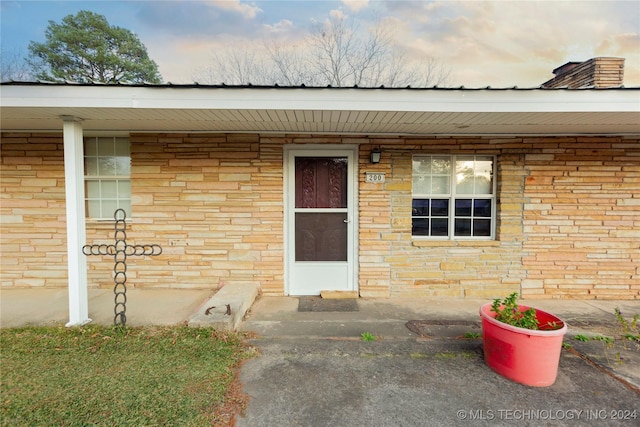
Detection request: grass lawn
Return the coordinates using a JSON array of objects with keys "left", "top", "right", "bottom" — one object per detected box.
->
[{"left": 1, "top": 325, "right": 255, "bottom": 426}]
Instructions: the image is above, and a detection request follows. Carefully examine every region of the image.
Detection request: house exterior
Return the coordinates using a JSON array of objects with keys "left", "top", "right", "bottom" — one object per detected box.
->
[{"left": 1, "top": 57, "right": 639, "bottom": 324}]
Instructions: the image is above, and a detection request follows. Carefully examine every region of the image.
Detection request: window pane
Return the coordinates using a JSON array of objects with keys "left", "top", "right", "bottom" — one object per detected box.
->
[
  {"left": 412, "top": 155, "right": 494, "bottom": 239},
  {"left": 98, "top": 158, "right": 116, "bottom": 176},
  {"left": 97, "top": 138, "right": 115, "bottom": 156},
  {"left": 118, "top": 180, "right": 131, "bottom": 198},
  {"left": 455, "top": 158, "right": 475, "bottom": 194},
  {"left": 475, "top": 179, "right": 492, "bottom": 195},
  {"left": 456, "top": 155, "right": 474, "bottom": 162},
  {"left": 431, "top": 176, "right": 450, "bottom": 194},
  {"left": 474, "top": 199, "right": 492, "bottom": 217},
  {"left": 412, "top": 175, "right": 431, "bottom": 194},
  {"left": 431, "top": 157, "right": 451, "bottom": 174},
  {"left": 295, "top": 157, "right": 347, "bottom": 208},
  {"left": 118, "top": 200, "right": 132, "bottom": 216},
  {"left": 295, "top": 213, "right": 347, "bottom": 261},
  {"left": 85, "top": 138, "right": 131, "bottom": 219},
  {"left": 101, "top": 181, "right": 118, "bottom": 198},
  {"left": 87, "top": 200, "right": 101, "bottom": 218},
  {"left": 85, "top": 158, "right": 98, "bottom": 176},
  {"left": 431, "top": 199, "right": 449, "bottom": 216},
  {"left": 456, "top": 157, "right": 494, "bottom": 195},
  {"left": 455, "top": 199, "right": 472, "bottom": 216},
  {"left": 455, "top": 218, "right": 472, "bottom": 236},
  {"left": 412, "top": 158, "right": 431, "bottom": 174},
  {"left": 455, "top": 177, "right": 474, "bottom": 194},
  {"left": 115, "top": 138, "right": 130, "bottom": 156},
  {"left": 475, "top": 157, "right": 493, "bottom": 194},
  {"left": 116, "top": 156, "right": 131, "bottom": 175},
  {"left": 412, "top": 199, "right": 429, "bottom": 216},
  {"left": 431, "top": 218, "right": 448, "bottom": 236},
  {"left": 85, "top": 181, "right": 100, "bottom": 197},
  {"left": 85, "top": 139, "right": 98, "bottom": 156},
  {"left": 412, "top": 218, "right": 430, "bottom": 236},
  {"left": 101, "top": 200, "right": 118, "bottom": 219},
  {"left": 474, "top": 219, "right": 492, "bottom": 236}
]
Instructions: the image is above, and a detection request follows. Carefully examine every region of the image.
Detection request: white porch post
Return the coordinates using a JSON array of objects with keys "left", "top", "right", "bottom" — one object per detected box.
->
[{"left": 62, "top": 116, "right": 91, "bottom": 326}]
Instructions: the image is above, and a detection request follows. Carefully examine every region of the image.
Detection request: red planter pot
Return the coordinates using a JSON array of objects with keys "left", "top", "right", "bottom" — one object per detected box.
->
[{"left": 480, "top": 303, "right": 567, "bottom": 387}]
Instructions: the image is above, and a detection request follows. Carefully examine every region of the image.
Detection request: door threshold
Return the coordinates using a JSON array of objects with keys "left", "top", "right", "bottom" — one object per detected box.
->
[{"left": 320, "top": 291, "right": 359, "bottom": 299}]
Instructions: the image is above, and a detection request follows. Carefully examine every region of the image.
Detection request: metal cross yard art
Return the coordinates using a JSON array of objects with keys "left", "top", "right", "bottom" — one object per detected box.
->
[{"left": 83, "top": 209, "right": 162, "bottom": 326}]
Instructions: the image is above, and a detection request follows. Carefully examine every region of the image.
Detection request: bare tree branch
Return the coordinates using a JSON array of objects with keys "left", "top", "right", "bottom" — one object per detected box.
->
[
  {"left": 193, "top": 16, "right": 450, "bottom": 88},
  {"left": 263, "top": 41, "right": 316, "bottom": 86},
  {"left": 1, "top": 48, "right": 32, "bottom": 81},
  {"left": 192, "top": 42, "right": 271, "bottom": 85}
]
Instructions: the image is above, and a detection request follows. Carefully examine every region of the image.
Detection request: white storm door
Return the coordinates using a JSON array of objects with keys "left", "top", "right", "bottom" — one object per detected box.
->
[{"left": 286, "top": 147, "right": 356, "bottom": 296}]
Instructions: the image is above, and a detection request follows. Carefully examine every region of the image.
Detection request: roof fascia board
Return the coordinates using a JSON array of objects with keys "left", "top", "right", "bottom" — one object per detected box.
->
[{"left": 1, "top": 85, "right": 638, "bottom": 114}]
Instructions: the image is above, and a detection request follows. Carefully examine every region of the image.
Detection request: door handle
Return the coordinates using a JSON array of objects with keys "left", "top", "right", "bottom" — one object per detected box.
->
[{"left": 343, "top": 218, "right": 351, "bottom": 223}]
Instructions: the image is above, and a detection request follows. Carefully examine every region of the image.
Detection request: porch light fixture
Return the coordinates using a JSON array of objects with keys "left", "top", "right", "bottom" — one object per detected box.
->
[{"left": 370, "top": 147, "right": 381, "bottom": 164}]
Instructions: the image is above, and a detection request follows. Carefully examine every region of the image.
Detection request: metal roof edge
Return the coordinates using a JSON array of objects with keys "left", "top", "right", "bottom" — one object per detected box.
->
[{"left": 1, "top": 80, "right": 638, "bottom": 91}]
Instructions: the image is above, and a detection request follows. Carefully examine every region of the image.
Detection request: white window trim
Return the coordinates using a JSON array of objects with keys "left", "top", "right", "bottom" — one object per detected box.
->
[
  {"left": 84, "top": 136, "right": 131, "bottom": 220},
  {"left": 412, "top": 154, "right": 497, "bottom": 240}
]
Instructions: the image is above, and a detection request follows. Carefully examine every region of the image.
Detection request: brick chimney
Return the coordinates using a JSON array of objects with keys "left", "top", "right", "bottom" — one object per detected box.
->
[{"left": 542, "top": 57, "right": 625, "bottom": 88}]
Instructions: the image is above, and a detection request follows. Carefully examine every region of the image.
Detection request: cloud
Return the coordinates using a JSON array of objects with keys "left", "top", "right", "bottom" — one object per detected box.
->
[
  {"left": 138, "top": 0, "right": 640, "bottom": 87},
  {"left": 263, "top": 19, "right": 295, "bottom": 34},
  {"left": 135, "top": 1, "right": 264, "bottom": 38},
  {"left": 208, "top": 0, "right": 262, "bottom": 19},
  {"left": 382, "top": 1, "right": 640, "bottom": 87},
  {"left": 530, "top": 47, "right": 567, "bottom": 64},
  {"left": 596, "top": 32, "right": 640, "bottom": 56},
  {"left": 342, "top": 0, "right": 369, "bottom": 13},
  {"left": 330, "top": 9, "right": 347, "bottom": 21}
]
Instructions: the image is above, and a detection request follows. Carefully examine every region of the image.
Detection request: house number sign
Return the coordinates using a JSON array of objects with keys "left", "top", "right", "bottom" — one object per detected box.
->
[{"left": 365, "top": 172, "right": 386, "bottom": 183}]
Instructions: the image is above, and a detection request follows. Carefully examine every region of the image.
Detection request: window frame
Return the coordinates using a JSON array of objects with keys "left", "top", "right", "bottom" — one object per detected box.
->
[
  {"left": 84, "top": 136, "right": 132, "bottom": 220},
  {"left": 411, "top": 154, "right": 497, "bottom": 240}
]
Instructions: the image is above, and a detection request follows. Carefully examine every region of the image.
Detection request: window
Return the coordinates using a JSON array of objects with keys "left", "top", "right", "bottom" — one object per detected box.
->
[
  {"left": 412, "top": 155, "right": 495, "bottom": 239},
  {"left": 84, "top": 137, "right": 131, "bottom": 219}
]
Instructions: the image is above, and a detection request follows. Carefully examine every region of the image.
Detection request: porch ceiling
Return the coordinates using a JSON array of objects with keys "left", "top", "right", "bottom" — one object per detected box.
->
[{"left": 2, "top": 84, "right": 639, "bottom": 136}]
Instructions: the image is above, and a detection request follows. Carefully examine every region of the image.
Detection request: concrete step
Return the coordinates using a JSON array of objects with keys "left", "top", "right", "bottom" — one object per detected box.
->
[{"left": 188, "top": 283, "right": 259, "bottom": 331}]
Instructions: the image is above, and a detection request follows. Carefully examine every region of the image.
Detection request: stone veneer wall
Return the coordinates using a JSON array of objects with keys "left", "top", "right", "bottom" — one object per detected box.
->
[
  {"left": 360, "top": 136, "right": 639, "bottom": 300},
  {"left": 359, "top": 139, "right": 528, "bottom": 298},
  {"left": 520, "top": 138, "right": 640, "bottom": 299},
  {"left": 127, "top": 133, "right": 284, "bottom": 294},
  {"left": 2, "top": 132, "right": 638, "bottom": 299},
  {"left": 1, "top": 133, "right": 68, "bottom": 287}
]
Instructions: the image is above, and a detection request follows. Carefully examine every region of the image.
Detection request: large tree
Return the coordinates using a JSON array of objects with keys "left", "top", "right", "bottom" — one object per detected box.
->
[
  {"left": 28, "top": 11, "right": 162, "bottom": 84},
  {"left": 194, "top": 16, "right": 449, "bottom": 87}
]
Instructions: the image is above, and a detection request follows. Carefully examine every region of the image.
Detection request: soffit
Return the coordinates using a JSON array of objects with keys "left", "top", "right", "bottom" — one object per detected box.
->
[{"left": 1, "top": 84, "right": 639, "bottom": 135}]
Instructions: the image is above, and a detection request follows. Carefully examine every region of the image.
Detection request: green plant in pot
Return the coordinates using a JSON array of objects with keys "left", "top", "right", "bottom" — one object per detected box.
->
[
  {"left": 480, "top": 292, "right": 567, "bottom": 387},
  {"left": 490, "top": 293, "right": 563, "bottom": 331},
  {"left": 491, "top": 293, "right": 539, "bottom": 330}
]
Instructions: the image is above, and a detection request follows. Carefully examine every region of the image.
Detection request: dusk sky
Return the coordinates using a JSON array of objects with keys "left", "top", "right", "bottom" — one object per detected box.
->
[{"left": 1, "top": 0, "right": 639, "bottom": 87}]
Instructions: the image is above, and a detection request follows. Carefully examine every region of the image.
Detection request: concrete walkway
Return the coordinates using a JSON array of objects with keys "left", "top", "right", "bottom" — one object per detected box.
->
[
  {"left": 2, "top": 289, "right": 639, "bottom": 426},
  {"left": 0, "top": 285, "right": 259, "bottom": 330},
  {"left": 237, "top": 297, "right": 640, "bottom": 427},
  {"left": 0, "top": 288, "right": 215, "bottom": 328}
]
